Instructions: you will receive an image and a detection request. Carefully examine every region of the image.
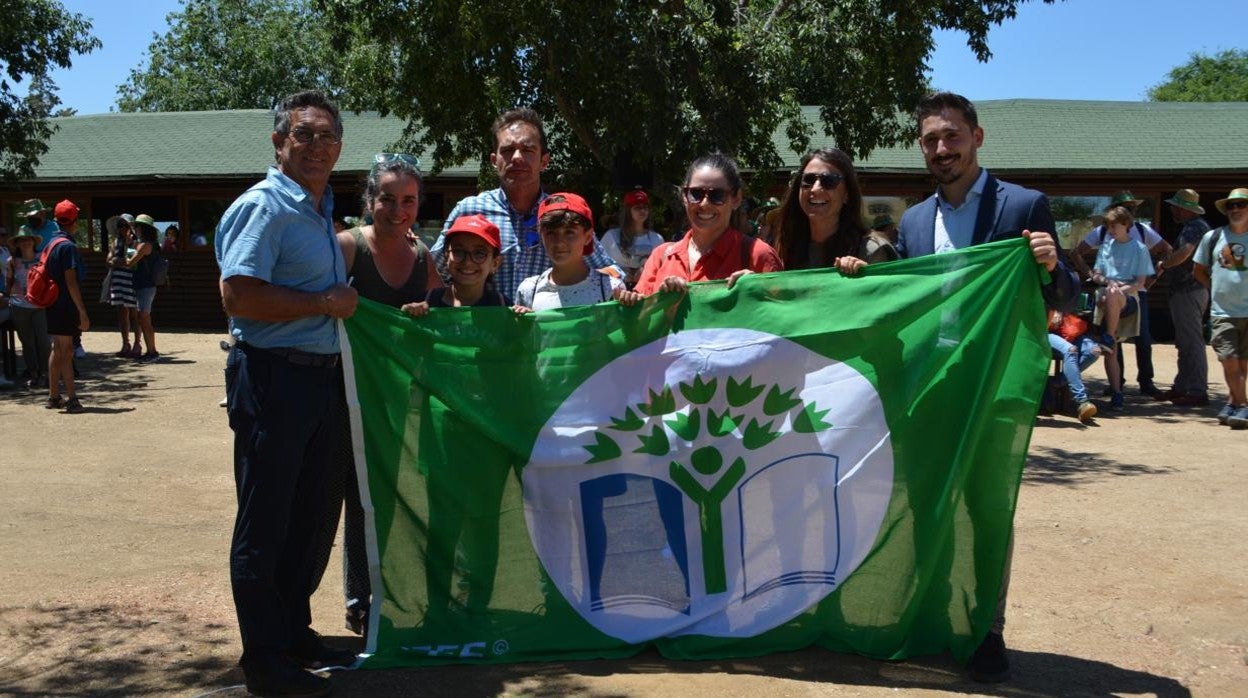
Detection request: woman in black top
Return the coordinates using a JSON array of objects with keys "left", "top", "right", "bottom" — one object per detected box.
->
[{"left": 318, "top": 153, "right": 442, "bottom": 635}]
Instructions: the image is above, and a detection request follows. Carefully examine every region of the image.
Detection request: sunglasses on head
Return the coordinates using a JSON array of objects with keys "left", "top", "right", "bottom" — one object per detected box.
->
[
  {"left": 682, "top": 186, "right": 729, "bottom": 205},
  {"left": 800, "top": 172, "right": 844, "bottom": 189},
  {"left": 372, "top": 152, "right": 422, "bottom": 174}
]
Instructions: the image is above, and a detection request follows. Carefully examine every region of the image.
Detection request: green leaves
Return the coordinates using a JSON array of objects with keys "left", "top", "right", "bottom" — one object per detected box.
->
[
  {"left": 679, "top": 376, "right": 717, "bottom": 405},
  {"left": 610, "top": 407, "right": 645, "bottom": 432},
  {"left": 584, "top": 432, "right": 622, "bottom": 464},
  {"left": 793, "top": 404, "right": 833, "bottom": 434},
  {"left": 727, "top": 376, "right": 764, "bottom": 407},
  {"left": 707, "top": 408, "right": 743, "bottom": 438},
  {"left": 665, "top": 409, "right": 702, "bottom": 442},
  {"left": 742, "top": 418, "right": 781, "bottom": 449},
  {"left": 585, "top": 370, "right": 836, "bottom": 464},
  {"left": 634, "top": 425, "right": 671, "bottom": 456},
  {"left": 763, "top": 385, "right": 802, "bottom": 416},
  {"left": 637, "top": 386, "right": 676, "bottom": 417}
]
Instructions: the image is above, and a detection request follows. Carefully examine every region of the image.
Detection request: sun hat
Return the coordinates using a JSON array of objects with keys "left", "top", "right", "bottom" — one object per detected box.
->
[
  {"left": 17, "top": 199, "right": 48, "bottom": 217},
  {"left": 1164, "top": 189, "right": 1204, "bottom": 215},
  {"left": 445, "top": 214, "right": 501, "bottom": 252},
  {"left": 9, "top": 224, "right": 42, "bottom": 249},
  {"left": 1106, "top": 190, "right": 1143, "bottom": 210},
  {"left": 622, "top": 190, "right": 649, "bottom": 207},
  {"left": 134, "top": 213, "right": 158, "bottom": 228},
  {"left": 1215, "top": 188, "right": 1248, "bottom": 215}
]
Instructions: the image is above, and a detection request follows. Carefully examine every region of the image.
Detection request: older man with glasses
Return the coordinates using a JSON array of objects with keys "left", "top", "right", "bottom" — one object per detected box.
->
[{"left": 214, "top": 89, "right": 359, "bottom": 697}]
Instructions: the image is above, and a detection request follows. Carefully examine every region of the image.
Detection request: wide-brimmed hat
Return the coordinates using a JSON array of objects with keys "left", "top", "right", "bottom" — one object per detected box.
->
[
  {"left": 1215, "top": 188, "right": 1248, "bottom": 215},
  {"left": 9, "top": 224, "right": 42, "bottom": 248},
  {"left": 1106, "top": 191, "right": 1143, "bottom": 210},
  {"left": 133, "top": 213, "right": 158, "bottom": 229},
  {"left": 1164, "top": 189, "right": 1204, "bottom": 214},
  {"left": 17, "top": 198, "right": 48, "bottom": 218}
]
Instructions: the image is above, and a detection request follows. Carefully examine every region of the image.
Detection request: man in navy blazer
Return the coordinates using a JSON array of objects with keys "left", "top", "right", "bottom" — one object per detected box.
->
[
  {"left": 896, "top": 92, "right": 1079, "bottom": 684},
  {"left": 898, "top": 93, "right": 1079, "bottom": 313}
]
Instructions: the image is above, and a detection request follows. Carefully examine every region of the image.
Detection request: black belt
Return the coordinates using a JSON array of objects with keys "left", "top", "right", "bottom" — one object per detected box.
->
[{"left": 242, "top": 343, "right": 340, "bottom": 368}]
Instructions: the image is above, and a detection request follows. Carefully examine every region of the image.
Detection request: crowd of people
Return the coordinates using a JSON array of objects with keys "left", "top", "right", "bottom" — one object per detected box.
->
[
  {"left": 0, "top": 201, "right": 167, "bottom": 412},
  {"left": 8, "top": 85, "right": 1239, "bottom": 697}
]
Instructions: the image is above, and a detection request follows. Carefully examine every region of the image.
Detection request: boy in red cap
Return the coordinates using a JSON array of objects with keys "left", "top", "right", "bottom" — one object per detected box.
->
[
  {"left": 43, "top": 199, "right": 89, "bottom": 413},
  {"left": 513, "top": 192, "right": 641, "bottom": 312},
  {"left": 402, "top": 214, "right": 508, "bottom": 314}
]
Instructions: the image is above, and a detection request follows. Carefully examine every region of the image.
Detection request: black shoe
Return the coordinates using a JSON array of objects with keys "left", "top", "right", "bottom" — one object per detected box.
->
[
  {"left": 1139, "top": 384, "right": 1164, "bottom": 399},
  {"left": 288, "top": 629, "right": 357, "bottom": 669},
  {"left": 241, "top": 655, "right": 330, "bottom": 697},
  {"left": 967, "top": 631, "right": 1010, "bottom": 683},
  {"left": 345, "top": 603, "right": 368, "bottom": 636}
]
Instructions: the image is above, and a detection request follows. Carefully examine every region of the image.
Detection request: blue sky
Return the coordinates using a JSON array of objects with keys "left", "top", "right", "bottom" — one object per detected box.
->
[{"left": 46, "top": 0, "right": 1245, "bottom": 115}]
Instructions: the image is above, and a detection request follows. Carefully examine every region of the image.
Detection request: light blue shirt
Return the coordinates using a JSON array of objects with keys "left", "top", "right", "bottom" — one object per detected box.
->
[
  {"left": 215, "top": 166, "right": 346, "bottom": 354},
  {"left": 1094, "top": 237, "right": 1153, "bottom": 283},
  {"left": 31, "top": 219, "right": 60, "bottom": 254},
  {"left": 1193, "top": 227, "right": 1248, "bottom": 318},
  {"left": 933, "top": 167, "right": 989, "bottom": 253}
]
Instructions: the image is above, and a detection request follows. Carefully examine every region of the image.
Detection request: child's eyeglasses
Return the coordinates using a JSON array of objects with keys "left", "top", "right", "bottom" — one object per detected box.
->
[
  {"left": 682, "top": 187, "right": 729, "bottom": 205},
  {"left": 800, "top": 172, "right": 844, "bottom": 189},
  {"left": 448, "top": 246, "right": 491, "bottom": 264},
  {"left": 372, "top": 152, "right": 422, "bottom": 174}
]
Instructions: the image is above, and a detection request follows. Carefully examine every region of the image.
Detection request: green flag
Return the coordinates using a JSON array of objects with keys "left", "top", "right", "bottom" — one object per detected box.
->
[{"left": 342, "top": 237, "right": 1049, "bottom": 668}]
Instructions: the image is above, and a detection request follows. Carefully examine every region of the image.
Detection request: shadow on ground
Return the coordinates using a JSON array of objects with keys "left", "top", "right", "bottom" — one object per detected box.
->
[
  {"left": 295, "top": 642, "right": 1188, "bottom": 698},
  {"left": 1024, "top": 444, "right": 1176, "bottom": 486},
  {"left": 0, "top": 607, "right": 1189, "bottom": 698},
  {"left": 0, "top": 603, "right": 236, "bottom": 696}
]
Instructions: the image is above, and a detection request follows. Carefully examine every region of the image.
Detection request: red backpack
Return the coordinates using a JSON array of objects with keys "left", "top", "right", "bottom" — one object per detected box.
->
[{"left": 26, "top": 237, "right": 70, "bottom": 308}]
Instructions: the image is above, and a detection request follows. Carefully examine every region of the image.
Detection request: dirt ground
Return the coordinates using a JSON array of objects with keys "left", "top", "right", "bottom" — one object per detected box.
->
[{"left": 1, "top": 330, "right": 1244, "bottom": 697}]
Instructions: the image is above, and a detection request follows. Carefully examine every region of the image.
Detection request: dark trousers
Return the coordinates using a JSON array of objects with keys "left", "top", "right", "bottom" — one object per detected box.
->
[{"left": 226, "top": 344, "right": 343, "bottom": 661}]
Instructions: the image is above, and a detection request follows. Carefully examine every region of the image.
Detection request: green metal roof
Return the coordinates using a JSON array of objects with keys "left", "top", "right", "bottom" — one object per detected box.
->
[{"left": 22, "top": 99, "right": 1248, "bottom": 182}]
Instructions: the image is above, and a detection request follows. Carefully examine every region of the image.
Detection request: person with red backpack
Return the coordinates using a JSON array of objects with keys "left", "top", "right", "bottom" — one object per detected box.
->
[{"left": 39, "top": 199, "right": 89, "bottom": 413}]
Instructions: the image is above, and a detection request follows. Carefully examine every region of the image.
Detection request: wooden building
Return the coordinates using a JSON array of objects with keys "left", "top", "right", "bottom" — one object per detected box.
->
[{"left": 3, "top": 100, "right": 1246, "bottom": 335}]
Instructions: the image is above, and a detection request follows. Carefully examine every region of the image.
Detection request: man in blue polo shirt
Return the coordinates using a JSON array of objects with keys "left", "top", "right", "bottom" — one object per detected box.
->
[{"left": 215, "top": 90, "right": 358, "bottom": 697}]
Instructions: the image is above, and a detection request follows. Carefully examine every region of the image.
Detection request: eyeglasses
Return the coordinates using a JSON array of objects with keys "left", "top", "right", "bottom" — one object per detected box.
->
[
  {"left": 288, "top": 128, "right": 342, "bottom": 146},
  {"left": 447, "top": 246, "right": 492, "bottom": 264},
  {"left": 683, "top": 187, "right": 729, "bottom": 205},
  {"left": 371, "top": 152, "right": 422, "bottom": 173},
  {"left": 1225, "top": 200, "right": 1248, "bottom": 211},
  {"left": 800, "top": 172, "right": 844, "bottom": 189}
]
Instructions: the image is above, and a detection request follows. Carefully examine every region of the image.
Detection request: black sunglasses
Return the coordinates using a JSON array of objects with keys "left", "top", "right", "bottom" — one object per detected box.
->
[
  {"left": 1225, "top": 200, "right": 1248, "bottom": 210},
  {"left": 800, "top": 172, "right": 844, "bottom": 189},
  {"left": 683, "top": 186, "right": 729, "bottom": 205}
]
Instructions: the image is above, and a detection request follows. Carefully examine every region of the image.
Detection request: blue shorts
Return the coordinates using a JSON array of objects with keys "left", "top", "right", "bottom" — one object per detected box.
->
[{"left": 136, "top": 286, "right": 157, "bottom": 313}]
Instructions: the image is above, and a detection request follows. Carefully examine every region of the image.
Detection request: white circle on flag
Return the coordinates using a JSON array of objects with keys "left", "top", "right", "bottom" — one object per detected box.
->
[{"left": 523, "top": 328, "right": 893, "bottom": 642}]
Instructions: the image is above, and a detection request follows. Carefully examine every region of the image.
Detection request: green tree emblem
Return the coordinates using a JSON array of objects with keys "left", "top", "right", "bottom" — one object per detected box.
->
[{"left": 585, "top": 374, "right": 833, "bottom": 595}]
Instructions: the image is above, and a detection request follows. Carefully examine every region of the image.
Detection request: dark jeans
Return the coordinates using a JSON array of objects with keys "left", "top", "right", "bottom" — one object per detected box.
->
[{"left": 225, "top": 343, "right": 343, "bottom": 661}]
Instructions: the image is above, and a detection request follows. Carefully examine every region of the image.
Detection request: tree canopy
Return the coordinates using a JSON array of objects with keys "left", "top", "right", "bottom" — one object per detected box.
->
[
  {"left": 116, "top": 0, "right": 378, "bottom": 112},
  {"left": 318, "top": 0, "right": 1055, "bottom": 192},
  {"left": 0, "top": 0, "right": 100, "bottom": 180},
  {"left": 1148, "top": 49, "right": 1248, "bottom": 103}
]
